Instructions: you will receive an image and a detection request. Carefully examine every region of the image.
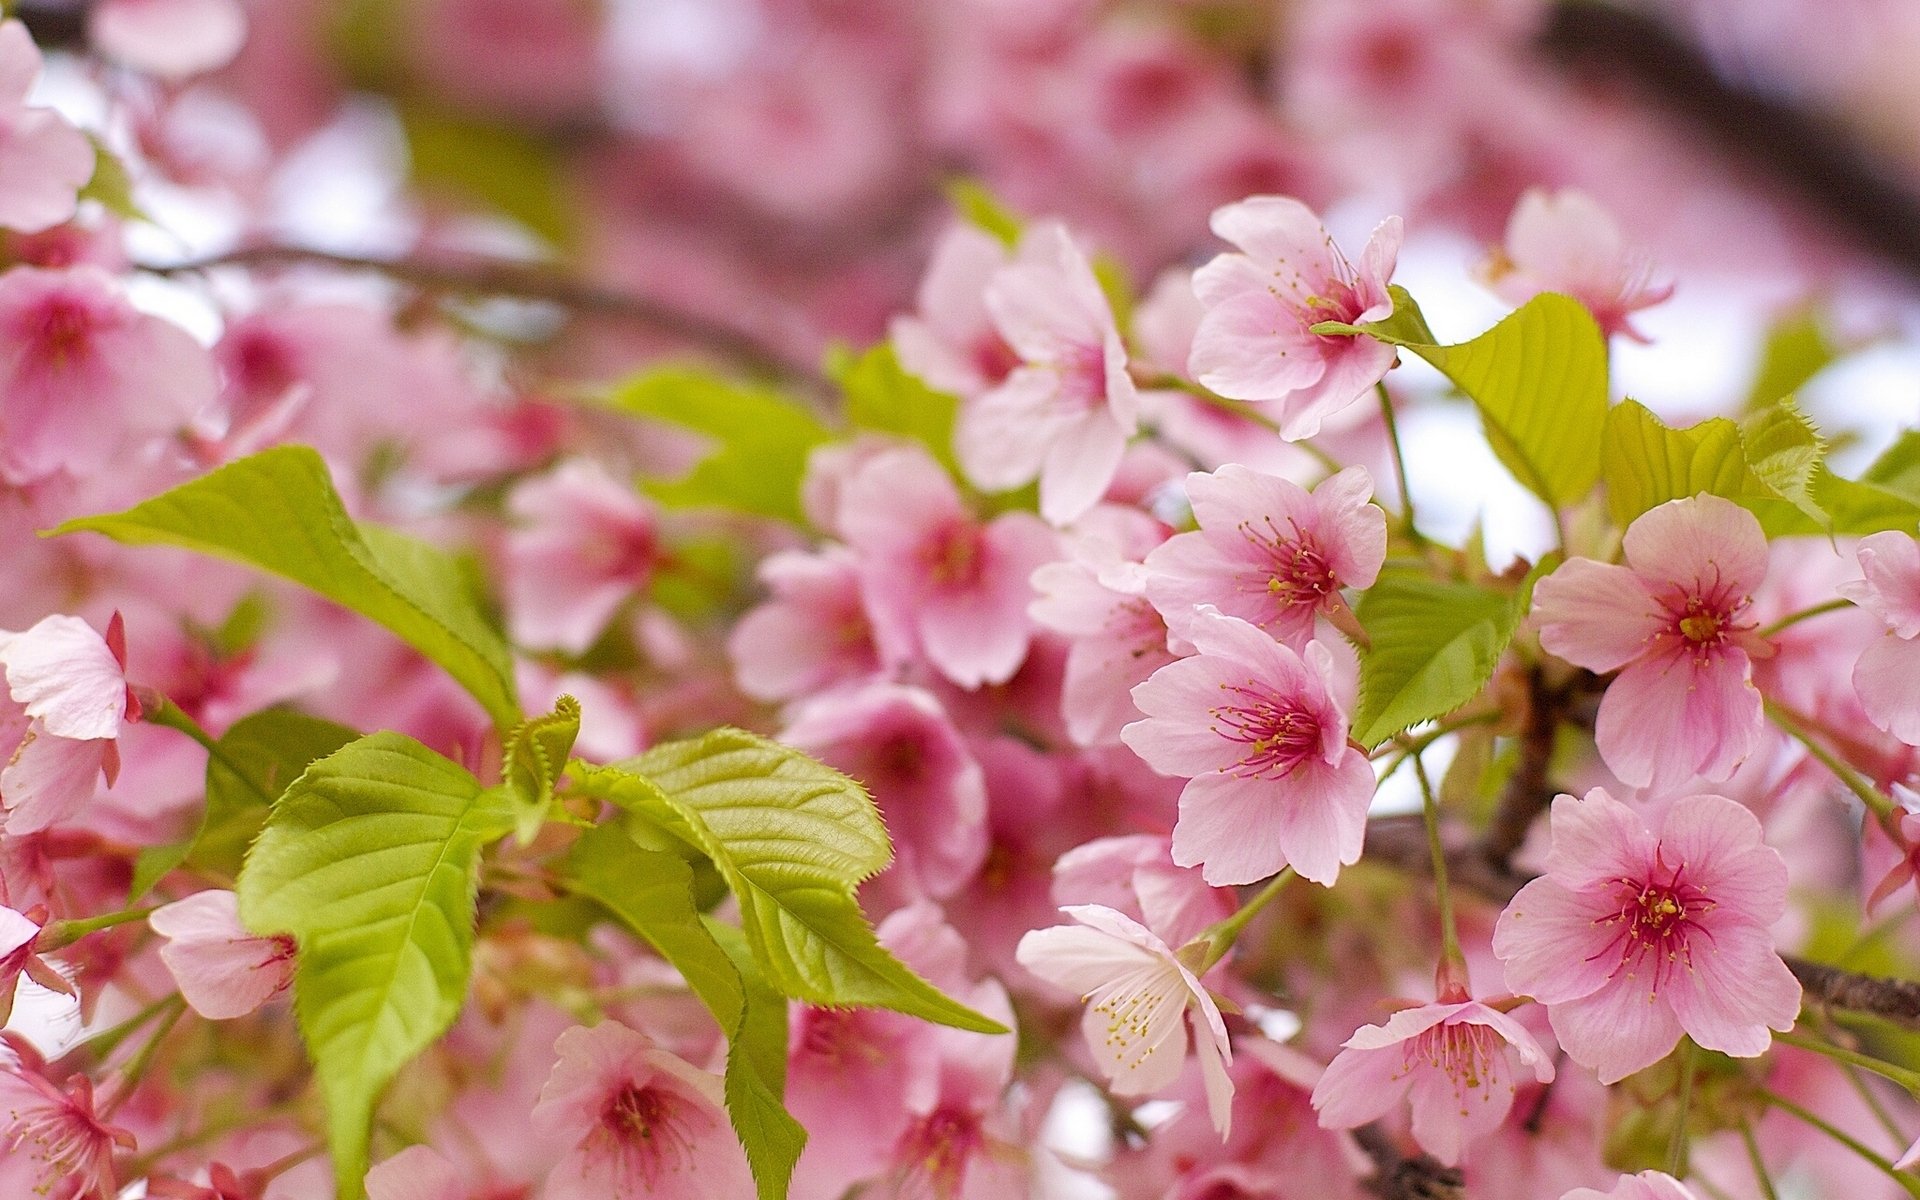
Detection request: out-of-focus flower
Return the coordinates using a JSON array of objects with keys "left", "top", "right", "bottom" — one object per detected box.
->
[
  {"left": 1840, "top": 529, "right": 1920, "bottom": 744},
  {"left": 729, "top": 546, "right": 881, "bottom": 705},
  {"left": 1, "top": 613, "right": 137, "bottom": 835},
  {"left": 0, "top": 22, "right": 93, "bottom": 235},
  {"left": 149, "top": 890, "right": 295, "bottom": 1020},
  {"left": 1561, "top": 1171, "right": 1699, "bottom": 1200},
  {"left": 1480, "top": 188, "right": 1673, "bottom": 341},
  {"left": 89, "top": 0, "right": 246, "bottom": 79},
  {"left": 502, "top": 460, "right": 660, "bottom": 655},
  {"left": 1188, "top": 196, "right": 1402, "bottom": 440},
  {"left": 892, "top": 223, "right": 1019, "bottom": 400},
  {"left": 1532, "top": 495, "right": 1771, "bottom": 791},
  {"left": 1493, "top": 788, "right": 1800, "bottom": 1083}
]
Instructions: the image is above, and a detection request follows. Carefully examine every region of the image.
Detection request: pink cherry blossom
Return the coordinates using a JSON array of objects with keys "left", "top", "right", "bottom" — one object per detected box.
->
[
  {"left": 1839, "top": 529, "right": 1920, "bottom": 744},
  {"left": 1311, "top": 994, "right": 1554, "bottom": 1165},
  {"left": 0, "top": 1055, "right": 135, "bottom": 1200},
  {"left": 88, "top": 0, "right": 247, "bottom": 79},
  {"left": 1122, "top": 609, "right": 1373, "bottom": 886},
  {"left": 148, "top": 890, "right": 295, "bottom": 1020},
  {"left": 954, "top": 221, "right": 1139, "bottom": 525},
  {"left": 364, "top": 1144, "right": 523, "bottom": 1200},
  {"left": 1481, "top": 188, "right": 1673, "bottom": 343},
  {"left": 530, "top": 1020, "right": 753, "bottom": 1200},
  {"left": 502, "top": 459, "right": 660, "bottom": 654},
  {"left": 1144, "top": 464, "right": 1385, "bottom": 648},
  {"left": 1188, "top": 196, "right": 1403, "bottom": 440},
  {"left": 891, "top": 223, "right": 1019, "bottom": 400},
  {"left": 0, "top": 22, "right": 94, "bottom": 235},
  {"left": 1017, "top": 903, "right": 1235, "bottom": 1136},
  {"left": 1561, "top": 1171, "right": 1699, "bottom": 1200},
  {"left": 781, "top": 684, "right": 989, "bottom": 898},
  {"left": 1865, "top": 783, "right": 1920, "bottom": 915},
  {"left": 1492, "top": 788, "right": 1801, "bottom": 1084},
  {"left": 1532, "top": 494, "right": 1772, "bottom": 791},
  {"left": 1, "top": 903, "right": 72, "bottom": 1027},
  {"left": 1029, "top": 507, "right": 1179, "bottom": 746},
  {"left": 1, "top": 613, "right": 135, "bottom": 835},
  {"left": 1050, "top": 834, "right": 1232, "bottom": 949},
  {"left": 839, "top": 444, "right": 1059, "bottom": 689},
  {"left": 728, "top": 546, "right": 882, "bottom": 704},
  {"left": 0, "top": 265, "right": 217, "bottom": 484}
]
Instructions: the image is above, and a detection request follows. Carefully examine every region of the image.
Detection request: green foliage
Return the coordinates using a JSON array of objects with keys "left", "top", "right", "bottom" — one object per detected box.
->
[
  {"left": 943, "top": 177, "right": 1024, "bottom": 245},
  {"left": 130, "top": 708, "right": 359, "bottom": 901},
  {"left": 501, "top": 695, "right": 581, "bottom": 844},
  {"left": 78, "top": 134, "right": 144, "bottom": 222},
  {"left": 1747, "top": 306, "right": 1840, "bottom": 411},
  {"left": 399, "top": 105, "right": 575, "bottom": 248},
  {"left": 605, "top": 368, "right": 834, "bottom": 526},
  {"left": 1319, "top": 289, "right": 1608, "bottom": 508},
  {"left": 1738, "top": 400, "right": 1826, "bottom": 524},
  {"left": 1862, "top": 431, "right": 1920, "bottom": 500},
  {"left": 1601, "top": 400, "right": 1767, "bottom": 526},
  {"left": 1352, "top": 573, "right": 1528, "bottom": 748},
  {"left": 831, "top": 342, "right": 961, "bottom": 472},
  {"left": 52, "top": 447, "right": 520, "bottom": 729},
  {"left": 569, "top": 729, "right": 1006, "bottom": 1033},
  {"left": 562, "top": 823, "right": 805, "bottom": 1200},
  {"left": 238, "top": 733, "right": 512, "bottom": 1200}
]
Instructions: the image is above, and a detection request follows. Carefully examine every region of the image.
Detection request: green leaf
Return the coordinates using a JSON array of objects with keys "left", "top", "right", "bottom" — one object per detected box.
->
[
  {"left": 833, "top": 342, "right": 960, "bottom": 472},
  {"left": 562, "top": 823, "right": 804, "bottom": 1200},
  {"left": 130, "top": 708, "right": 359, "bottom": 901},
  {"left": 52, "top": 447, "right": 519, "bottom": 729},
  {"left": 605, "top": 369, "right": 833, "bottom": 526},
  {"left": 1353, "top": 574, "right": 1526, "bottom": 748},
  {"left": 943, "top": 177, "right": 1023, "bottom": 246},
  {"left": 1739, "top": 399, "right": 1826, "bottom": 525},
  {"left": 501, "top": 695, "right": 581, "bottom": 844},
  {"left": 78, "top": 134, "right": 144, "bottom": 222},
  {"left": 1749, "top": 468, "right": 1920, "bottom": 538},
  {"left": 399, "top": 105, "right": 575, "bottom": 248},
  {"left": 1601, "top": 400, "right": 1760, "bottom": 526},
  {"left": 570, "top": 729, "right": 1005, "bottom": 1034},
  {"left": 1323, "top": 289, "right": 1606, "bottom": 508},
  {"left": 238, "top": 732, "right": 512, "bottom": 1200},
  {"left": 1747, "top": 306, "right": 1840, "bottom": 411},
  {"left": 1863, "top": 431, "right": 1920, "bottom": 500}
]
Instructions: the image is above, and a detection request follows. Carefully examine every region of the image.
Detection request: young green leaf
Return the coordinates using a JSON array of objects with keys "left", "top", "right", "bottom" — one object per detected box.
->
[
  {"left": 1601, "top": 400, "right": 1759, "bottom": 526},
  {"left": 237, "top": 732, "right": 512, "bottom": 1200},
  {"left": 502, "top": 695, "right": 582, "bottom": 844},
  {"left": 1353, "top": 574, "right": 1526, "bottom": 748},
  {"left": 1739, "top": 399, "right": 1826, "bottom": 525},
  {"left": 1863, "top": 430, "right": 1920, "bottom": 499},
  {"left": 833, "top": 342, "right": 960, "bottom": 473},
  {"left": 130, "top": 708, "right": 360, "bottom": 901},
  {"left": 78, "top": 133, "right": 145, "bottom": 222},
  {"left": 943, "top": 177, "right": 1024, "bottom": 246},
  {"left": 570, "top": 729, "right": 1006, "bottom": 1034},
  {"left": 1746, "top": 305, "right": 1841, "bottom": 411},
  {"left": 604, "top": 368, "right": 833, "bottom": 526},
  {"left": 1320, "top": 289, "right": 1607, "bottom": 508},
  {"left": 51, "top": 446, "right": 519, "bottom": 729},
  {"left": 562, "top": 823, "right": 805, "bottom": 1200}
]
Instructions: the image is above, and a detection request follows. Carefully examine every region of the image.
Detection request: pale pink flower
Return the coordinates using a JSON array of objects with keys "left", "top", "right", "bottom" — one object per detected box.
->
[
  {"left": 89, "top": 0, "right": 246, "bottom": 78},
  {"left": 1532, "top": 495, "right": 1772, "bottom": 791},
  {"left": 1144, "top": 464, "right": 1385, "bottom": 648},
  {"left": 1, "top": 903, "right": 72, "bottom": 1027},
  {"left": 530, "top": 1020, "right": 752, "bottom": 1200},
  {"left": 1122, "top": 609, "right": 1373, "bottom": 886},
  {"left": 1188, "top": 196, "right": 1403, "bottom": 440},
  {"left": 0, "top": 22, "right": 94, "bottom": 235},
  {"left": 1863, "top": 783, "right": 1920, "bottom": 916},
  {"left": 149, "top": 890, "right": 295, "bottom": 1020},
  {"left": 781, "top": 684, "right": 989, "bottom": 898},
  {"left": 502, "top": 460, "right": 660, "bottom": 654},
  {"left": 0, "top": 266, "right": 217, "bottom": 484},
  {"left": 1839, "top": 530, "right": 1920, "bottom": 745},
  {"left": 839, "top": 445, "right": 1059, "bottom": 689},
  {"left": 1050, "top": 834, "right": 1233, "bottom": 950},
  {"left": 1, "top": 613, "right": 136, "bottom": 835},
  {"left": 891, "top": 223, "right": 1019, "bottom": 400},
  {"left": 728, "top": 546, "right": 882, "bottom": 704},
  {"left": 364, "top": 1144, "right": 513, "bottom": 1200},
  {"left": 1481, "top": 188, "right": 1673, "bottom": 343},
  {"left": 1561, "top": 1171, "right": 1699, "bottom": 1200},
  {"left": 1029, "top": 507, "right": 1179, "bottom": 746},
  {"left": 0, "top": 1056, "right": 135, "bottom": 1200},
  {"left": 1492, "top": 788, "right": 1801, "bottom": 1083},
  {"left": 955, "top": 222, "right": 1139, "bottom": 525},
  {"left": 1311, "top": 994, "right": 1554, "bottom": 1165},
  {"left": 1017, "top": 903, "right": 1235, "bottom": 1136}
]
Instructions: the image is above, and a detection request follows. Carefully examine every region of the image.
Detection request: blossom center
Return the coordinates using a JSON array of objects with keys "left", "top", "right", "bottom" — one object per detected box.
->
[
  {"left": 796, "top": 1006, "right": 887, "bottom": 1066},
  {"left": 1659, "top": 575, "right": 1753, "bottom": 660},
  {"left": 1242, "top": 517, "right": 1338, "bottom": 609},
  {"left": 589, "top": 1080, "right": 698, "bottom": 1190},
  {"left": 31, "top": 295, "right": 95, "bottom": 369},
  {"left": 1591, "top": 860, "right": 1717, "bottom": 993},
  {"left": 923, "top": 520, "right": 984, "bottom": 589},
  {"left": 1211, "top": 682, "right": 1323, "bottom": 779},
  {"left": 1404, "top": 1020, "right": 1502, "bottom": 1099},
  {"left": 896, "top": 1105, "right": 984, "bottom": 1200},
  {"left": 1057, "top": 340, "right": 1110, "bottom": 413}
]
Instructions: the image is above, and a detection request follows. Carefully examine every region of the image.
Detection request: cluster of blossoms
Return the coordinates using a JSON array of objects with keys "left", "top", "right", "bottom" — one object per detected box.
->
[{"left": 4, "top": 4, "right": 1920, "bottom": 1200}]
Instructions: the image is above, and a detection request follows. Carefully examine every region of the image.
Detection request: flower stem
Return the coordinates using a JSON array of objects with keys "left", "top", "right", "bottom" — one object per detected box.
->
[
  {"left": 101, "top": 994, "right": 186, "bottom": 1119},
  {"left": 1758, "top": 1086, "right": 1920, "bottom": 1198},
  {"left": 1410, "top": 751, "right": 1464, "bottom": 980},
  {"left": 1195, "top": 869, "right": 1296, "bottom": 973},
  {"left": 1667, "top": 1037, "right": 1697, "bottom": 1176},
  {"left": 1375, "top": 381, "right": 1426, "bottom": 547},
  {"left": 1775, "top": 1029, "right": 1920, "bottom": 1096},
  {"left": 35, "top": 906, "right": 156, "bottom": 951},
  {"left": 144, "top": 697, "right": 271, "bottom": 806},
  {"left": 1738, "top": 1116, "right": 1782, "bottom": 1200},
  {"left": 1759, "top": 597, "right": 1855, "bottom": 639},
  {"left": 1765, "top": 699, "right": 1895, "bottom": 819}
]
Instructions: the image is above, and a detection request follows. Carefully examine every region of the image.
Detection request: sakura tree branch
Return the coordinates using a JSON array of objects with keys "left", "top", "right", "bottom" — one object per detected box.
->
[
  {"left": 1367, "top": 814, "right": 1920, "bottom": 1032},
  {"left": 1476, "top": 667, "right": 1565, "bottom": 870},
  {"left": 137, "top": 244, "right": 821, "bottom": 385},
  {"left": 1352, "top": 1121, "right": 1466, "bottom": 1200}
]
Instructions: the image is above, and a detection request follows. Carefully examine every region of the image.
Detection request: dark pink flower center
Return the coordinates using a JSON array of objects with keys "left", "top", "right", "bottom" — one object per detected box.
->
[
  {"left": 796, "top": 1006, "right": 888, "bottom": 1066},
  {"left": 1240, "top": 517, "right": 1338, "bottom": 610},
  {"left": 1057, "top": 340, "right": 1110, "bottom": 414},
  {"left": 589, "top": 1080, "right": 699, "bottom": 1190},
  {"left": 895, "top": 1104, "right": 984, "bottom": 1200},
  {"left": 1590, "top": 858, "right": 1717, "bottom": 993},
  {"left": 922, "top": 519, "right": 985, "bottom": 589},
  {"left": 1403, "top": 1020, "right": 1503, "bottom": 1098},
  {"left": 1210, "top": 682, "right": 1323, "bottom": 779},
  {"left": 1657, "top": 572, "right": 1754, "bottom": 662},
  {"left": 969, "top": 332, "right": 1021, "bottom": 387},
  {"left": 29, "top": 295, "right": 97, "bottom": 370}
]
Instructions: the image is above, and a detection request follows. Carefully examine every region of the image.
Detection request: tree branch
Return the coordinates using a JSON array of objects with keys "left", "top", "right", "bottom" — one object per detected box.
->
[
  {"left": 137, "top": 245, "right": 821, "bottom": 385},
  {"left": 1353, "top": 1122, "right": 1466, "bottom": 1200}
]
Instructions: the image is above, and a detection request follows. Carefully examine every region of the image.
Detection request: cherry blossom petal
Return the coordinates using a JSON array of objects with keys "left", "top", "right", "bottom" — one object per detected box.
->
[{"left": 1532, "top": 559, "right": 1665, "bottom": 673}]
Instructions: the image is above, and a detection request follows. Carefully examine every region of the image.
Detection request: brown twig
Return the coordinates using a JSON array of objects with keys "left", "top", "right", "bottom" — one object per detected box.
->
[
  {"left": 1477, "top": 667, "right": 1566, "bottom": 869},
  {"left": 136, "top": 245, "right": 820, "bottom": 385},
  {"left": 1352, "top": 1122, "right": 1466, "bottom": 1200}
]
